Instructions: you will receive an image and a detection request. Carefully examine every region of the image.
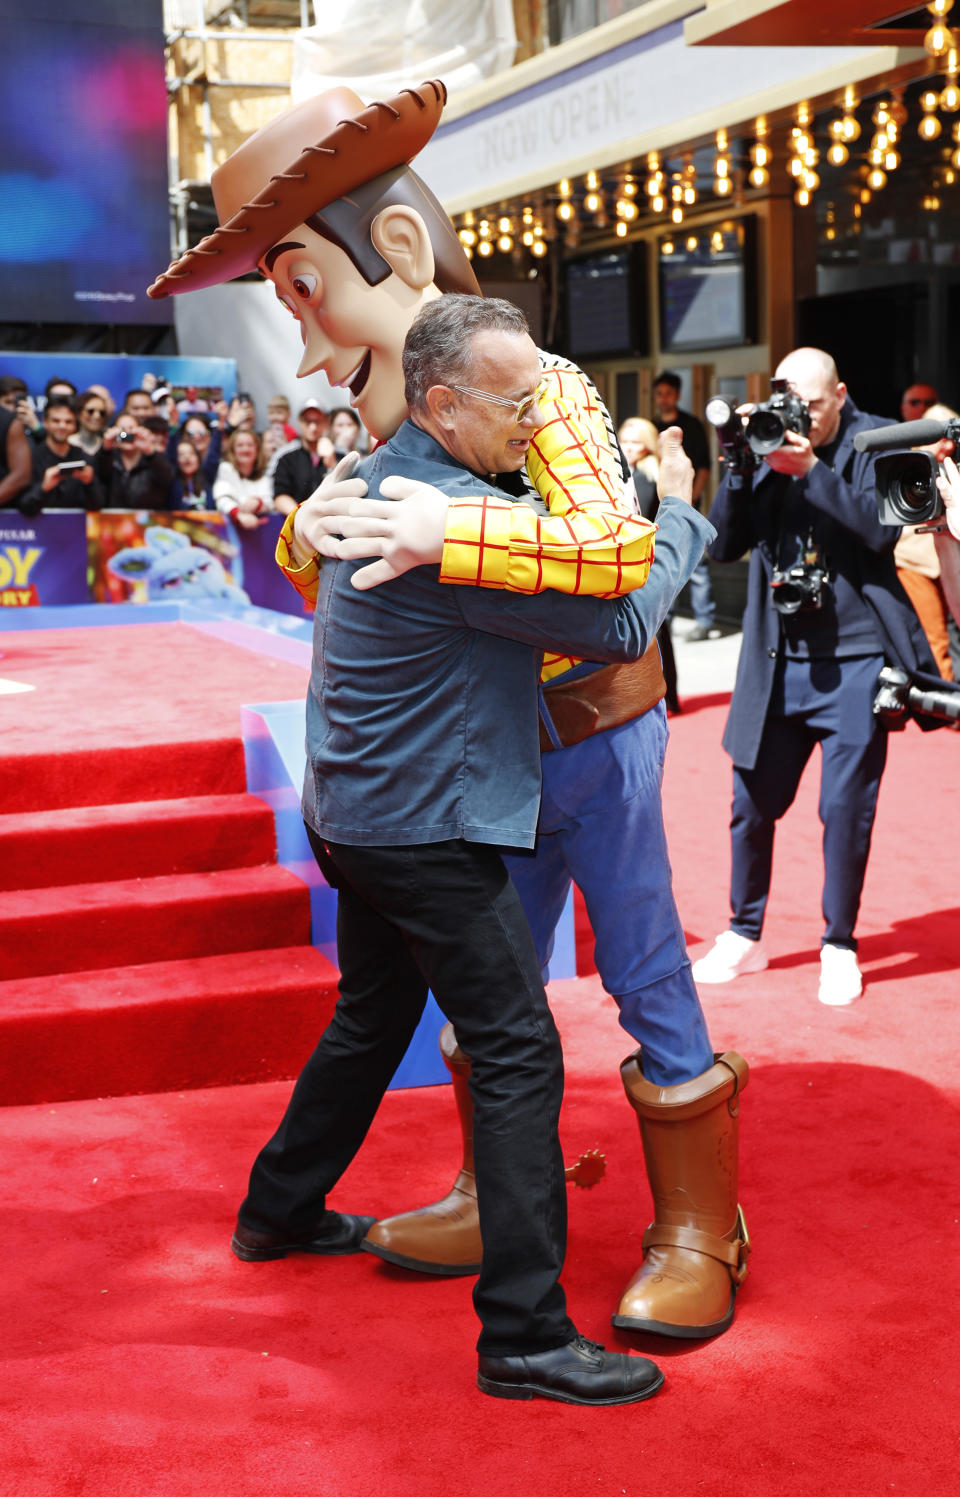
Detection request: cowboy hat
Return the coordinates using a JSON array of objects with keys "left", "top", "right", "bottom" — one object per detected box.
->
[{"left": 147, "top": 79, "right": 447, "bottom": 300}]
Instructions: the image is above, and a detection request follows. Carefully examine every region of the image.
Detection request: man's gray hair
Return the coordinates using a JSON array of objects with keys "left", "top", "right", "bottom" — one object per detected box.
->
[{"left": 402, "top": 295, "right": 530, "bottom": 414}]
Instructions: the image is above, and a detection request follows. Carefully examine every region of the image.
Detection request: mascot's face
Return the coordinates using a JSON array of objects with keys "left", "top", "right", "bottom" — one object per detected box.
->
[{"left": 263, "top": 219, "right": 441, "bottom": 442}]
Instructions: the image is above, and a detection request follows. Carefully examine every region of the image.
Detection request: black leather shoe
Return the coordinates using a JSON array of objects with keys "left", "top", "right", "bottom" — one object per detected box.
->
[
  {"left": 477, "top": 1334, "right": 664, "bottom": 1405},
  {"left": 231, "top": 1211, "right": 377, "bottom": 1261}
]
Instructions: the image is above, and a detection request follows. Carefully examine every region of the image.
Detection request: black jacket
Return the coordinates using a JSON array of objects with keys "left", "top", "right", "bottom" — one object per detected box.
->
[{"left": 708, "top": 397, "right": 943, "bottom": 769}]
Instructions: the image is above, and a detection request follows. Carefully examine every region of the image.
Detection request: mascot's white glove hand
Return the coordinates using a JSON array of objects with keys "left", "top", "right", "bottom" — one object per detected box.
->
[
  {"left": 291, "top": 453, "right": 369, "bottom": 565},
  {"left": 295, "top": 473, "right": 451, "bottom": 590},
  {"left": 936, "top": 455, "right": 960, "bottom": 542}
]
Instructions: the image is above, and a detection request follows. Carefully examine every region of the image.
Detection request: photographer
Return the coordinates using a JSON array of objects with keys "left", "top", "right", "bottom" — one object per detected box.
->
[
  {"left": 101, "top": 415, "right": 174, "bottom": 509},
  {"left": 693, "top": 347, "right": 939, "bottom": 1007}
]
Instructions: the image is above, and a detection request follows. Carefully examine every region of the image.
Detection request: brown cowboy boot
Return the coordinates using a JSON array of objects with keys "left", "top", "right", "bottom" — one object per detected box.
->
[
  {"left": 362, "top": 1022, "right": 483, "bottom": 1275},
  {"left": 612, "top": 1050, "right": 750, "bottom": 1339}
]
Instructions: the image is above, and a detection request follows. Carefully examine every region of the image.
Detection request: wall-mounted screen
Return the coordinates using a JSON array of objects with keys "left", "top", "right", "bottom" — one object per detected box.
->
[
  {"left": 0, "top": 0, "right": 172, "bottom": 327},
  {"left": 564, "top": 245, "right": 648, "bottom": 360},
  {"left": 659, "top": 218, "right": 755, "bottom": 352}
]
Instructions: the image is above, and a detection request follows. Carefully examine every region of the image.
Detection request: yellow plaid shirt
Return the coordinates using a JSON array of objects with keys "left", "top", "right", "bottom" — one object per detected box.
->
[{"left": 275, "top": 363, "right": 657, "bottom": 683}]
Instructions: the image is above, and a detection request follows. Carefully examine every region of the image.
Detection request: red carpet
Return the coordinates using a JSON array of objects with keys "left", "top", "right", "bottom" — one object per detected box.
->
[
  {"left": 2, "top": 620, "right": 959, "bottom": 1494},
  {"left": 0, "top": 622, "right": 338, "bottom": 1103}
]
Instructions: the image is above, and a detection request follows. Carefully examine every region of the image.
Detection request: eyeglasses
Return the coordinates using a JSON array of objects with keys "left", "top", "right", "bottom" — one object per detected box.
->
[
  {"left": 82, "top": 405, "right": 106, "bottom": 416},
  {"left": 451, "top": 378, "right": 548, "bottom": 425}
]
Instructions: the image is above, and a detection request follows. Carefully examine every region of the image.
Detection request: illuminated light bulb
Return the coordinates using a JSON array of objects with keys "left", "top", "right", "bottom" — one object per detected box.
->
[
  {"left": 556, "top": 200, "right": 575, "bottom": 221},
  {"left": 646, "top": 174, "right": 665, "bottom": 196},
  {"left": 477, "top": 240, "right": 493, "bottom": 257},
  {"left": 616, "top": 198, "right": 639, "bottom": 220},
  {"left": 868, "top": 148, "right": 885, "bottom": 166},
  {"left": 651, "top": 193, "right": 666, "bottom": 213},
  {"left": 952, "top": 145, "right": 960, "bottom": 165},
  {"left": 945, "top": 166, "right": 957, "bottom": 182},
  {"left": 671, "top": 182, "right": 684, "bottom": 201},
  {"left": 802, "top": 168, "right": 820, "bottom": 190},
  {"left": 919, "top": 112, "right": 943, "bottom": 139},
  {"left": 498, "top": 217, "right": 512, "bottom": 234},
  {"left": 683, "top": 185, "right": 697, "bottom": 205},
  {"left": 497, "top": 234, "right": 513, "bottom": 253},
  {"left": 755, "top": 114, "right": 769, "bottom": 136},
  {"left": 828, "top": 142, "right": 850, "bottom": 165},
  {"left": 715, "top": 157, "right": 730, "bottom": 178},
  {"left": 752, "top": 143, "right": 771, "bottom": 166},
  {"left": 463, "top": 209, "right": 475, "bottom": 226},
  {"left": 615, "top": 221, "right": 629, "bottom": 238},
  {"left": 532, "top": 223, "right": 544, "bottom": 237},
  {"left": 921, "top": 89, "right": 941, "bottom": 110},
  {"left": 522, "top": 205, "right": 534, "bottom": 224},
  {"left": 462, "top": 244, "right": 473, "bottom": 259},
  {"left": 825, "top": 226, "right": 837, "bottom": 240},
  {"left": 661, "top": 238, "right": 675, "bottom": 255},
  {"left": 884, "top": 149, "right": 901, "bottom": 171},
  {"left": 853, "top": 201, "right": 862, "bottom": 218},
  {"left": 860, "top": 186, "right": 872, "bottom": 203},
  {"left": 521, "top": 230, "right": 534, "bottom": 247},
  {"left": 586, "top": 170, "right": 600, "bottom": 191},
  {"left": 794, "top": 187, "right": 812, "bottom": 206},
  {"left": 531, "top": 239, "right": 548, "bottom": 258},
  {"left": 929, "top": 0, "right": 954, "bottom": 15},
  {"left": 478, "top": 219, "right": 491, "bottom": 238},
  {"left": 584, "top": 191, "right": 602, "bottom": 212},
  {"left": 872, "top": 130, "right": 890, "bottom": 152},
  {"left": 711, "top": 230, "right": 724, "bottom": 251},
  {"left": 803, "top": 148, "right": 820, "bottom": 167},
  {"left": 749, "top": 165, "right": 769, "bottom": 188},
  {"left": 671, "top": 205, "right": 684, "bottom": 224},
  {"left": 873, "top": 100, "right": 891, "bottom": 124},
  {"left": 715, "top": 176, "right": 733, "bottom": 196},
  {"left": 459, "top": 228, "right": 477, "bottom": 247},
  {"left": 924, "top": 193, "right": 942, "bottom": 210},
  {"left": 788, "top": 156, "right": 804, "bottom": 177},
  {"left": 558, "top": 178, "right": 572, "bottom": 197},
  {"left": 622, "top": 177, "right": 638, "bottom": 197},
  {"left": 793, "top": 131, "right": 812, "bottom": 154},
  {"left": 867, "top": 167, "right": 888, "bottom": 189},
  {"left": 925, "top": 22, "right": 956, "bottom": 54},
  {"left": 942, "top": 76, "right": 960, "bottom": 111},
  {"left": 716, "top": 128, "right": 729, "bottom": 151},
  {"left": 829, "top": 117, "right": 846, "bottom": 139},
  {"left": 686, "top": 234, "right": 699, "bottom": 251},
  {"left": 842, "top": 115, "right": 861, "bottom": 141}
]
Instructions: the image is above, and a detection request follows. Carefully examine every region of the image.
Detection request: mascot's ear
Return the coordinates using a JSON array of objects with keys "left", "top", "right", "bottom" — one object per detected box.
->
[{"left": 371, "top": 205, "right": 435, "bottom": 292}]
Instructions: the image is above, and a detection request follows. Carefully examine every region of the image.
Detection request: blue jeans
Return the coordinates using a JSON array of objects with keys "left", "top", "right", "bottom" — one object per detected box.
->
[
  {"left": 687, "top": 555, "right": 715, "bottom": 629},
  {"left": 504, "top": 706, "right": 713, "bottom": 1087}
]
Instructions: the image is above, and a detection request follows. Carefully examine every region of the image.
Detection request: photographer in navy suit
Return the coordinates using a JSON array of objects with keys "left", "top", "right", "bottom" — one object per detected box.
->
[{"left": 692, "top": 347, "right": 940, "bottom": 1006}]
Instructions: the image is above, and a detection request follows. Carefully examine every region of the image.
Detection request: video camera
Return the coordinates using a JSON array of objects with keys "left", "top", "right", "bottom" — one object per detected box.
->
[
  {"left": 705, "top": 379, "right": 811, "bottom": 474},
  {"left": 853, "top": 414, "right": 960, "bottom": 525}
]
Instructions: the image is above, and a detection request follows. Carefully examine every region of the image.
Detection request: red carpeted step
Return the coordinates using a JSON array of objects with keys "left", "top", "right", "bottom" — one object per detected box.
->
[
  {"left": 0, "top": 794, "right": 277, "bottom": 891},
  {"left": 0, "top": 738, "right": 249, "bottom": 813},
  {"left": 0, "top": 944, "right": 339, "bottom": 1104},
  {"left": 0, "top": 864, "right": 311, "bottom": 980}
]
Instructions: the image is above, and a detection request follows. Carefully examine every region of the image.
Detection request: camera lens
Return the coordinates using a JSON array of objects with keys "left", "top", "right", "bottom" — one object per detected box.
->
[
  {"left": 746, "top": 410, "right": 787, "bottom": 456},
  {"left": 892, "top": 470, "right": 934, "bottom": 515}
]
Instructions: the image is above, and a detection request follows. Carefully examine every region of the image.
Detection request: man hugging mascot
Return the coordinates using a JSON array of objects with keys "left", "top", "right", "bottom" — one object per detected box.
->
[{"left": 149, "top": 79, "right": 750, "bottom": 1342}]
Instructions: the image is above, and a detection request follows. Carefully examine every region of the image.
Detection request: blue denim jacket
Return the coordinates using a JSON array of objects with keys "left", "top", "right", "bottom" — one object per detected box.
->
[{"left": 302, "top": 420, "right": 714, "bottom": 849}]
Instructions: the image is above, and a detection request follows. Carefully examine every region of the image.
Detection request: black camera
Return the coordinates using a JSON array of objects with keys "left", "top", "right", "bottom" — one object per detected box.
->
[
  {"left": 116, "top": 430, "right": 134, "bottom": 443},
  {"left": 873, "top": 665, "right": 960, "bottom": 729},
  {"left": 744, "top": 379, "right": 811, "bottom": 457},
  {"left": 874, "top": 451, "right": 943, "bottom": 525},
  {"left": 769, "top": 561, "right": 828, "bottom": 615}
]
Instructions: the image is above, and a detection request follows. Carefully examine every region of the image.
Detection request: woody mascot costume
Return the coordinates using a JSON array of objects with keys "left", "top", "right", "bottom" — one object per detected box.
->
[{"left": 149, "top": 79, "right": 749, "bottom": 1340}]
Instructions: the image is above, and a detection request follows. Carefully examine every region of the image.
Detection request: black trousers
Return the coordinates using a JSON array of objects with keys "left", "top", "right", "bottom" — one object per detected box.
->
[{"left": 238, "top": 831, "right": 575, "bottom": 1358}]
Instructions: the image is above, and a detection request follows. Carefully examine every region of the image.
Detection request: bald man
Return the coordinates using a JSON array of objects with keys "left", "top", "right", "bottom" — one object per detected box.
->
[{"left": 693, "top": 347, "right": 939, "bottom": 1005}]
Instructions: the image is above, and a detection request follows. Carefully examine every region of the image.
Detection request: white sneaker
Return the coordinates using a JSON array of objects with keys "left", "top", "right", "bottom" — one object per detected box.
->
[
  {"left": 818, "top": 945, "right": 862, "bottom": 1006},
  {"left": 691, "top": 930, "right": 768, "bottom": 984}
]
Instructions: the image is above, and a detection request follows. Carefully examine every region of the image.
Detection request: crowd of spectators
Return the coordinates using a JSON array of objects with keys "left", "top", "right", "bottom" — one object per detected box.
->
[{"left": 0, "top": 371, "right": 369, "bottom": 520}]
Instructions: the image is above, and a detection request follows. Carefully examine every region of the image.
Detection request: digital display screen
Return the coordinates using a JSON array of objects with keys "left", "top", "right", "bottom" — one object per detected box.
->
[
  {"left": 565, "top": 247, "right": 647, "bottom": 359},
  {"left": 0, "top": 0, "right": 172, "bottom": 326},
  {"left": 659, "top": 219, "right": 754, "bottom": 352}
]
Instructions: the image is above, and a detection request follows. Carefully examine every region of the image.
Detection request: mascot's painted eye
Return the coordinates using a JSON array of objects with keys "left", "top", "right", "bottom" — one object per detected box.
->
[
  {"left": 276, "top": 292, "right": 298, "bottom": 316},
  {"left": 291, "top": 274, "right": 316, "bottom": 300}
]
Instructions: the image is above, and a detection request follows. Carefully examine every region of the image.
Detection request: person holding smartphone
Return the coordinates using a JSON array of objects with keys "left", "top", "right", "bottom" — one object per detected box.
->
[{"left": 20, "top": 397, "right": 103, "bottom": 513}]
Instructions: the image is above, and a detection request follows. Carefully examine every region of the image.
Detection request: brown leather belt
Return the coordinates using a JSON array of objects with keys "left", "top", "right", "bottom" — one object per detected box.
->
[{"left": 539, "top": 641, "right": 666, "bottom": 751}]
